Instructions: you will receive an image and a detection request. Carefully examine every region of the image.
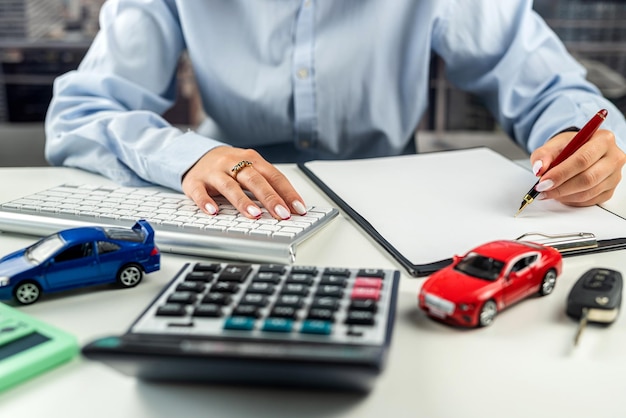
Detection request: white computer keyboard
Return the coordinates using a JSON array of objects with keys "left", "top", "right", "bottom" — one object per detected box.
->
[{"left": 0, "top": 184, "right": 339, "bottom": 263}]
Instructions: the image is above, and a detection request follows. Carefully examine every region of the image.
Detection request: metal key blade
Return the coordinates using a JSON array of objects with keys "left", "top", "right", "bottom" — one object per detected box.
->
[{"left": 574, "top": 307, "right": 589, "bottom": 346}]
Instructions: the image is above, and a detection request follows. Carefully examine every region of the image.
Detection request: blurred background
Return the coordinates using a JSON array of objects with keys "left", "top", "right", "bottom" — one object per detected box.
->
[{"left": 0, "top": 0, "right": 625, "bottom": 166}]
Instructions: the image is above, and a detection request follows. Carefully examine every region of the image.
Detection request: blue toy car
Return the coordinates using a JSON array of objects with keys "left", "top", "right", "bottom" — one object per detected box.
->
[{"left": 0, "top": 220, "right": 160, "bottom": 305}]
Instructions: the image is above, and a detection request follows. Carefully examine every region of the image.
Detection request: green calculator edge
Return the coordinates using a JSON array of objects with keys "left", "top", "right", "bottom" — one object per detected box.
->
[{"left": 0, "top": 302, "right": 79, "bottom": 392}]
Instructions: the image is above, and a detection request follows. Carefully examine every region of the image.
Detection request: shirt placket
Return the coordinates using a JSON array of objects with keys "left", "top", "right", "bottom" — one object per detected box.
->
[{"left": 292, "top": 0, "right": 317, "bottom": 150}]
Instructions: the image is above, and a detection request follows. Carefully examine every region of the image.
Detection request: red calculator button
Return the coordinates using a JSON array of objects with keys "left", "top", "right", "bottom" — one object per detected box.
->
[
  {"left": 351, "top": 287, "right": 380, "bottom": 301},
  {"left": 354, "top": 277, "right": 383, "bottom": 289}
]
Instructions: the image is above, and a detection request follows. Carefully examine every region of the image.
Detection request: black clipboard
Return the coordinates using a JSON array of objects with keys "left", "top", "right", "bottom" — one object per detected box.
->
[{"left": 298, "top": 163, "right": 626, "bottom": 278}]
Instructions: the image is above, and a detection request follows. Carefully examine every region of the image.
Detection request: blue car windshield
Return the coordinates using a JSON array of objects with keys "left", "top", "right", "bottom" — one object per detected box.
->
[
  {"left": 454, "top": 252, "right": 505, "bottom": 281},
  {"left": 26, "top": 234, "right": 66, "bottom": 264}
]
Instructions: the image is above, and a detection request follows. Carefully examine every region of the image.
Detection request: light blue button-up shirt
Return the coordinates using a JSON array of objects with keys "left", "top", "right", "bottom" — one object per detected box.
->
[{"left": 45, "top": 0, "right": 626, "bottom": 191}]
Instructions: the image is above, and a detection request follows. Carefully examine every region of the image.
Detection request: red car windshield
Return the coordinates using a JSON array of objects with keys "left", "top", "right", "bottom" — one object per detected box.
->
[{"left": 454, "top": 252, "right": 505, "bottom": 281}]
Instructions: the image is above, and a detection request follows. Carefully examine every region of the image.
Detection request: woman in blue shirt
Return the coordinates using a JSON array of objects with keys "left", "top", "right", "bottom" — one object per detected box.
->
[{"left": 45, "top": 0, "right": 626, "bottom": 219}]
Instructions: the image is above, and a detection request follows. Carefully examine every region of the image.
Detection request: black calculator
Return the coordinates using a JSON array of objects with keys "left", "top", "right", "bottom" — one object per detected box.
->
[{"left": 82, "top": 262, "right": 400, "bottom": 391}]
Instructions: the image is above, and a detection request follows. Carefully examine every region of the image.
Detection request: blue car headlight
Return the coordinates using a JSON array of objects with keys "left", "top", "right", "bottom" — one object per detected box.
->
[{"left": 0, "top": 277, "right": 10, "bottom": 287}]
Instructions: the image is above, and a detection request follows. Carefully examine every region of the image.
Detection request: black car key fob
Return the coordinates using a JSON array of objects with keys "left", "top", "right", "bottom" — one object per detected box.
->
[{"left": 566, "top": 268, "right": 623, "bottom": 324}]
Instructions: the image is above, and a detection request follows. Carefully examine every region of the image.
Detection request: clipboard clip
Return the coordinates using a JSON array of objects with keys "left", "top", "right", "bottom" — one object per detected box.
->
[{"left": 515, "top": 232, "right": 598, "bottom": 253}]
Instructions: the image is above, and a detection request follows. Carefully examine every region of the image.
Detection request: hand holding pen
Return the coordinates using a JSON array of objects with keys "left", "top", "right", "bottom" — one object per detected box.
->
[{"left": 517, "top": 109, "right": 626, "bottom": 215}]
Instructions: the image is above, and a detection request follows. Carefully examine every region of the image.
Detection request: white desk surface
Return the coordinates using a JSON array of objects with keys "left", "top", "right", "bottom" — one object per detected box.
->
[{"left": 1, "top": 165, "right": 626, "bottom": 418}]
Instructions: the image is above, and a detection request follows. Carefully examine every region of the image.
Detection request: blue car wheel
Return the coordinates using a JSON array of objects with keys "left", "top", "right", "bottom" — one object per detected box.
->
[
  {"left": 117, "top": 264, "right": 143, "bottom": 288},
  {"left": 14, "top": 281, "right": 41, "bottom": 305}
]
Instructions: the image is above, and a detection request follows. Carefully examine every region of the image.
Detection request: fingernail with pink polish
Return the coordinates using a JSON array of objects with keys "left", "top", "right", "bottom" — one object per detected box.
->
[
  {"left": 247, "top": 205, "right": 262, "bottom": 218},
  {"left": 205, "top": 203, "right": 217, "bottom": 215},
  {"left": 275, "top": 204, "right": 291, "bottom": 220},
  {"left": 292, "top": 200, "right": 307, "bottom": 215},
  {"left": 535, "top": 179, "right": 554, "bottom": 192},
  {"left": 537, "top": 193, "right": 548, "bottom": 200},
  {"left": 532, "top": 160, "right": 543, "bottom": 176}
]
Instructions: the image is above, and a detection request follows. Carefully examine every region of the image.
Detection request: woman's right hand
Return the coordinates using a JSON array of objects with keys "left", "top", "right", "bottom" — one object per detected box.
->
[{"left": 181, "top": 146, "right": 307, "bottom": 219}]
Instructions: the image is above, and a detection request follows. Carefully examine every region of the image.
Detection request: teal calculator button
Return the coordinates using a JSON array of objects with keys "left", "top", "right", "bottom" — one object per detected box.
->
[
  {"left": 262, "top": 318, "right": 293, "bottom": 333},
  {"left": 300, "top": 320, "right": 332, "bottom": 335},
  {"left": 224, "top": 316, "right": 256, "bottom": 331}
]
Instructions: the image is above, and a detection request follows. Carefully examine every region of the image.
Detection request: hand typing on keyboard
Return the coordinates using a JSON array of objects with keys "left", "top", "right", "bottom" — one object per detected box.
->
[{"left": 182, "top": 147, "right": 307, "bottom": 221}]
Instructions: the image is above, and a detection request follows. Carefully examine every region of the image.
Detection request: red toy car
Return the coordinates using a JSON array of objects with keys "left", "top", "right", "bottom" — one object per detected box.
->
[{"left": 418, "top": 240, "right": 562, "bottom": 327}]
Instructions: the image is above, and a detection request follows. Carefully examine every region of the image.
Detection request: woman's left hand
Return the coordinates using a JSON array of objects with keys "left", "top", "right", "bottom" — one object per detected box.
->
[{"left": 529, "top": 129, "right": 626, "bottom": 206}]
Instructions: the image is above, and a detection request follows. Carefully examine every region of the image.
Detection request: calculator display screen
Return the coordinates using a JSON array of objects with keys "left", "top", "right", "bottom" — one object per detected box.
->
[{"left": 0, "top": 333, "right": 50, "bottom": 361}]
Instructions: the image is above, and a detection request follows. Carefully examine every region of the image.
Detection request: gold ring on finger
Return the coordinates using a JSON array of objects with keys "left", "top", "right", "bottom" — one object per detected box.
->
[{"left": 231, "top": 160, "right": 253, "bottom": 179}]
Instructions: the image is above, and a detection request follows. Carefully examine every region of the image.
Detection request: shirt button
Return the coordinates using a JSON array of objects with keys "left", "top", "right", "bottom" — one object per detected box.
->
[
  {"left": 303, "top": 0, "right": 311, "bottom": 7},
  {"left": 299, "top": 140, "right": 311, "bottom": 148},
  {"left": 296, "top": 68, "right": 309, "bottom": 79}
]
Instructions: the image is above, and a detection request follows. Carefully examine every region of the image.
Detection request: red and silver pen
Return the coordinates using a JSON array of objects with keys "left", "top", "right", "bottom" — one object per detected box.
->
[{"left": 515, "top": 108, "right": 608, "bottom": 216}]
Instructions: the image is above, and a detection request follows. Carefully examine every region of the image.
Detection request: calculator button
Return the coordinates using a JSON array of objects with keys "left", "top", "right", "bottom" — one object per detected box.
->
[
  {"left": 258, "top": 264, "right": 287, "bottom": 274},
  {"left": 351, "top": 287, "right": 380, "bottom": 301},
  {"left": 281, "top": 284, "right": 310, "bottom": 296},
  {"left": 356, "top": 269, "right": 385, "bottom": 278},
  {"left": 185, "top": 271, "right": 215, "bottom": 282},
  {"left": 315, "top": 285, "right": 344, "bottom": 298},
  {"left": 307, "top": 308, "right": 335, "bottom": 322},
  {"left": 211, "top": 282, "right": 240, "bottom": 293},
  {"left": 252, "top": 272, "right": 282, "bottom": 284},
  {"left": 300, "top": 320, "right": 332, "bottom": 335},
  {"left": 240, "top": 294, "right": 270, "bottom": 307},
  {"left": 247, "top": 282, "right": 276, "bottom": 295},
  {"left": 176, "top": 282, "right": 206, "bottom": 293},
  {"left": 349, "top": 299, "right": 378, "bottom": 312},
  {"left": 192, "top": 304, "right": 223, "bottom": 317},
  {"left": 202, "top": 293, "right": 232, "bottom": 305},
  {"left": 319, "top": 275, "right": 348, "bottom": 287},
  {"left": 345, "top": 310, "right": 375, "bottom": 326},
  {"left": 286, "top": 274, "right": 314, "bottom": 285},
  {"left": 354, "top": 277, "right": 383, "bottom": 289},
  {"left": 219, "top": 264, "right": 253, "bottom": 282},
  {"left": 232, "top": 305, "right": 261, "bottom": 318},
  {"left": 311, "top": 297, "right": 340, "bottom": 310},
  {"left": 156, "top": 304, "right": 187, "bottom": 317},
  {"left": 167, "top": 291, "right": 197, "bottom": 304},
  {"left": 270, "top": 306, "right": 298, "bottom": 319},
  {"left": 323, "top": 268, "right": 350, "bottom": 277},
  {"left": 291, "top": 266, "right": 319, "bottom": 275},
  {"left": 262, "top": 318, "right": 294, "bottom": 333},
  {"left": 274, "top": 295, "right": 304, "bottom": 308},
  {"left": 193, "top": 263, "right": 222, "bottom": 272},
  {"left": 224, "top": 316, "right": 256, "bottom": 331}
]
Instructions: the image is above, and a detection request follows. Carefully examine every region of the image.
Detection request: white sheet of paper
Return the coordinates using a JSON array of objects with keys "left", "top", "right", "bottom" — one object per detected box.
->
[{"left": 304, "top": 148, "right": 626, "bottom": 265}]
